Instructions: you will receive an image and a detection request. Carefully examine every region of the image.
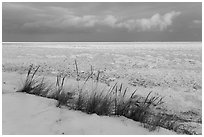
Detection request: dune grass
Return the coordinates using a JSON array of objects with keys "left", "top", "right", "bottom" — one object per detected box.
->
[
  {"left": 16, "top": 61, "right": 194, "bottom": 134},
  {"left": 54, "top": 75, "right": 74, "bottom": 107},
  {"left": 17, "top": 65, "right": 43, "bottom": 94},
  {"left": 79, "top": 90, "right": 114, "bottom": 115}
]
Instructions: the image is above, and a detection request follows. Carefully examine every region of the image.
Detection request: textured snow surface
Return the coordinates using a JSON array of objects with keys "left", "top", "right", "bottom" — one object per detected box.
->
[{"left": 3, "top": 93, "right": 177, "bottom": 135}]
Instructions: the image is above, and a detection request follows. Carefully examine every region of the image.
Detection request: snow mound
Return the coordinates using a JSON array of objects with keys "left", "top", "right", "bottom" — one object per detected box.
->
[{"left": 3, "top": 93, "right": 177, "bottom": 135}]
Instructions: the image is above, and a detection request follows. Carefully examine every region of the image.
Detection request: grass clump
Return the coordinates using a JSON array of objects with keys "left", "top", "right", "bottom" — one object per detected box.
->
[
  {"left": 17, "top": 64, "right": 44, "bottom": 94},
  {"left": 109, "top": 83, "right": 166, "bottom": 131},
  {"left": 114, "top": 84, "right": 134, "bottom": 116},
  {"left": 53, "top": 75, "right": 74, "bottom": 107},
  {"left": 17, "top": 62, "right": 193, "bottom": 134},
  {"left": 84, "top": 90, "right": 114, "bottom": 115},
  {"left": 74, "top": 90, "right": 87, "bottom": 111},
  {"left": 56, "top": 90, "right": 74, "bottom": 107},
  {"left": 29, "top": 77, "right": 52, "bottom": 97}
]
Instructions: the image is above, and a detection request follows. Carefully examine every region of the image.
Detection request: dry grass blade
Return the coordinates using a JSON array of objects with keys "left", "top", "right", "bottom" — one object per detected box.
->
[
  {"left": 80, "top": 67, "right": 94, "bottom": 90},
  {"left": 96, "top": 71, "right": 100, "bottom": 82},
  {"left": 108, "top": 82, "right": 118, "bottom": 94},
  {"left": 154, "top": 97, "right": 164, "bottom": 106},
  {"left": 27, "top": 64, "right": 33, "bottom": 78},
  {"left": 90, "top": 65, "right": 93, "bottom": 76},
  {"left": 31, "top": 65, "right": 40, "bottom": 79},
  {"left": 130, "top": 89, "right": 137, "bottom": 98},
  {"left": 123, "top": 87, "right": 128, "bottom": 97},
  {"left": 61, "top": 76, "right": 66, "bottom": 87},
  {"left": 119, "top": 83, "right": 123, "bottom": 95},
  {"left": 144, "top": 91, "right": 152, "bottom": 104},
  {"left": 83, "top": 71, "right": 93, "bottom": 84},
  {"left": 114, "top": 86, "right": 118, "bottom": 114},
  {"left": 56, "top": 75, "right": 59, "bottom": 86},
  {"left": 74, "top": 59, "right": 79, "bottom": 81}
]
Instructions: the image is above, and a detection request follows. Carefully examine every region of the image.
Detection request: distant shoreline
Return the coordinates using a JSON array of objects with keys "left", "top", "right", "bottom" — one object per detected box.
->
[{"left": 2, "top": 41, "right": 202, "bottom": 43}]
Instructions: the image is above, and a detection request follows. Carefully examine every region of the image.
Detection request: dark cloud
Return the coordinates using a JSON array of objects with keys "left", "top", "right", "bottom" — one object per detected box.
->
[{"left": 2, "top": 2, "right": 202, "bottom": 42}]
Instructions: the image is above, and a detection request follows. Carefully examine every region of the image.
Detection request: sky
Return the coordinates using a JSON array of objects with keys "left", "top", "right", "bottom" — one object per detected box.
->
[{"left": 2, "top": 2, "right": 202, "bottom": 42}]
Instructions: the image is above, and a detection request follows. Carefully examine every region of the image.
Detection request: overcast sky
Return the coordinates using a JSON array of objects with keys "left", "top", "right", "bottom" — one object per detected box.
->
[{"left": 2, "top": 2, "right": 202, "bottom": 42}]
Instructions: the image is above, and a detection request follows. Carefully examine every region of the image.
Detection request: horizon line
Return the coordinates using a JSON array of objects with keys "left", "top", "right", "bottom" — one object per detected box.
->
[{"left": 2, "top": 41, "right": 202, "bottom": 43}]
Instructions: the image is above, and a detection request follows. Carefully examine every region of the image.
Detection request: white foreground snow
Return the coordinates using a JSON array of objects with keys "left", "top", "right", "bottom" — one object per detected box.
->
[{"left": 3, "top": 92, "right": 177, "bottom": 135}]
